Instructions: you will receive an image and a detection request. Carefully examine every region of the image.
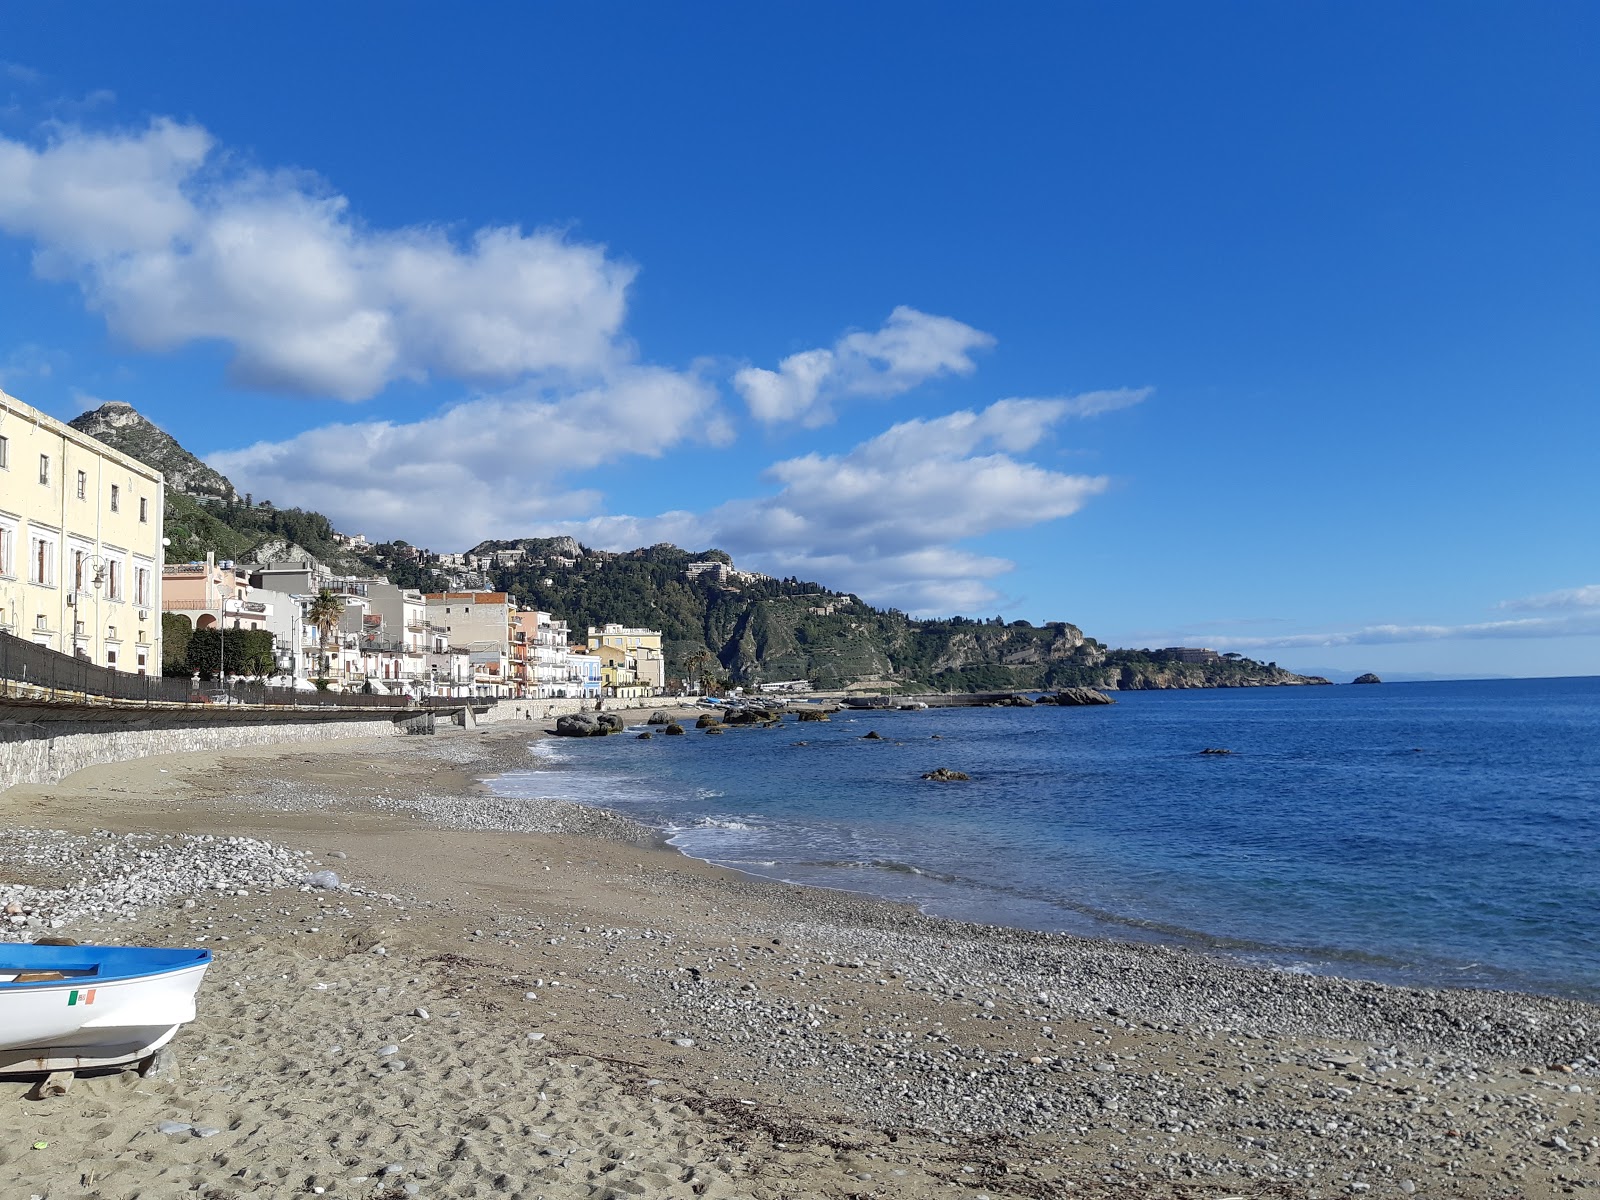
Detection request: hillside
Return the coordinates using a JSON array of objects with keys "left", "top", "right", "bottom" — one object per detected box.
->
[
  {"left": 69, "top": 402, "right": 236, "bottom": 500},
  {"left": 72, "top": 402, "right": 374, "bottom": 575},
  {"left": 470, "top": 537, "right": 1328, "bottom": 692},
  {"left": 70, "top": 402, "right": 1328, "bottom": 693}
]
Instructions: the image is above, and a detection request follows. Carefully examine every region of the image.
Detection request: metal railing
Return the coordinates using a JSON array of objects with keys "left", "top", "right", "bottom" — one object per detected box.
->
[{"left": 0, "top": 630, "right": 413, "bottom": 709}]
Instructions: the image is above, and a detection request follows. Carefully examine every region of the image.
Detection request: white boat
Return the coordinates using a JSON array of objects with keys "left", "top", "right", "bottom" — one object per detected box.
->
[{"left": 0, "top": 944, "right": 212, "bottom": 1073}]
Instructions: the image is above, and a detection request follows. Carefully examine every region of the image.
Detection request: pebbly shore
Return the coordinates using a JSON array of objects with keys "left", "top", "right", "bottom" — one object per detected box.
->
[{"left": 0, "top": 724, "right": 1595, "bottom": 1198}]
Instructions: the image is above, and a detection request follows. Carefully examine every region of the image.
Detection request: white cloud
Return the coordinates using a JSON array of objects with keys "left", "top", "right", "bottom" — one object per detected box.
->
[
  {"left": 1185, "top": 612, "right": 1600, "bottom": 651},
  {"left": 0, "top": 119, "right": 634, "bottom": 400},
  {"left": 211, "top": 365, "right": 720, "bottom": 545},
  {"left": 555, "top": 396, "right": 1121, "bottom": 613},
  {"left": 1497, "top": 584, "right": 1600, "bottom": 612},
  {"left": 733, "top": 306, "right": 995, "bottom": 426}
]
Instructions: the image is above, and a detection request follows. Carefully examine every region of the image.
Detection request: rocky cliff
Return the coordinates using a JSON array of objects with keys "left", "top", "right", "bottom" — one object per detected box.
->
[{"left": 69, "top": 402, "right": 236, "bottom": 500}]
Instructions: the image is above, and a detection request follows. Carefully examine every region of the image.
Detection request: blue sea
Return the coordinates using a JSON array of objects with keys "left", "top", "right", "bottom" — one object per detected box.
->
[{"left": 490, "top": 678, "right": 1600, "bottom": 1003}]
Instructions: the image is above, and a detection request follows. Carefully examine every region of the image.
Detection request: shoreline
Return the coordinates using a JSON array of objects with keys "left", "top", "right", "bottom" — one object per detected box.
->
[
  {"left": 513, "top": 707, "right": 1598, "bottom": 1008},
  {"left": 1, "top": 723, "right": 1596, "bottom": 1197}
]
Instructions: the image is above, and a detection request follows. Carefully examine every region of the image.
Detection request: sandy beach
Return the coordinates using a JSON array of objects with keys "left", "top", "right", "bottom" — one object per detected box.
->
[{"left": 1, "top": 721, "right": 1596, "bottom": 1199}]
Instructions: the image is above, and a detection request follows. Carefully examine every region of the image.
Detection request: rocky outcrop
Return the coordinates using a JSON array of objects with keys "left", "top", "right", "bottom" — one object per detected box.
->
[
  {"left": 694, "top": 713, "right": 722, "bottom": 729},
  {"left": 69, "top": 402, "right": 236, "bottom": 499},
  {"left": 647, "top": 711, "right": 671, "bottom": 724},
  {"left": 921, "top": 768, "right": 970, "bottom": 782},
  {"left": 1352, "top": 673, "right": 1382, "bottom": 685},
  {"left": 663, "top": 722, "right": 685, "bottom": 736},
  {"left": 1043, "top": 687, "right": 1116, "bottom": 706}
]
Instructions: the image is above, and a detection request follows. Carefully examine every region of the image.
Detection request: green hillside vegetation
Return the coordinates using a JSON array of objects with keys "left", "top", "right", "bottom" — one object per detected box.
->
[
  {"left": 471, "top": 538, "right": 1322, "bottom": 691},
  {"left": 163, "top": 492, "right": 371, "bottom": 574}
]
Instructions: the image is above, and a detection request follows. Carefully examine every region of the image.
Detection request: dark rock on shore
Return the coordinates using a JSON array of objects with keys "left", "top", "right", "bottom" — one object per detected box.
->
[
  {"left": 647, "top": 711, "right": 671, "bottom": 724},
  {"left": 796, "top": 709, "right": 830, "bottom": 723},
  {"left": 555, "top": 713, "right": 623, "bottom": 737},
  {"left": 1353, "top": 673, "right": 1383, "bottom": 684},
  {"left": 922, "top": 767, "right": 970, "bottom": 782}
]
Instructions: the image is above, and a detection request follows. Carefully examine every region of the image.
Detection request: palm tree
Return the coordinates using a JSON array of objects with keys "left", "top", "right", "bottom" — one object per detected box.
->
[
  {"left": 305, "top": 589, "right": 345, "bottom": 680},
  {"left": 685, "top": 648, "right": 713, "bottom": 695}
]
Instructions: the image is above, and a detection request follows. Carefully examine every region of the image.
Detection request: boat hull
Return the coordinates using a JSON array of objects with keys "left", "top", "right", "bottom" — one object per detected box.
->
[{"left": 0, "top": 951, "right": 210, "bottom": 1074}]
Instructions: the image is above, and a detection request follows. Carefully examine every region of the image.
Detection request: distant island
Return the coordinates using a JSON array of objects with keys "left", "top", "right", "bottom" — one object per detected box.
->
[
  {"left": 71, "top": 400, "right": 1334, "bottom": 696},
  {"left": 1352, "top": 673, "right": 1383, "bottom": 685}
]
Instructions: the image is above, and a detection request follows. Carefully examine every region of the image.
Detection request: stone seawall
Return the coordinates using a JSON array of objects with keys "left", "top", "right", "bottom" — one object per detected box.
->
[{"left": 0, "top": 714, "right": 401, "bottom": 795}]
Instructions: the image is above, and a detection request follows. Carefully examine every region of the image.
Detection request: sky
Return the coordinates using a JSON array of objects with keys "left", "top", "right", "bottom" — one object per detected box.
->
[{"left": 0, "top": 3, "right": 1596, "bottom": 680}]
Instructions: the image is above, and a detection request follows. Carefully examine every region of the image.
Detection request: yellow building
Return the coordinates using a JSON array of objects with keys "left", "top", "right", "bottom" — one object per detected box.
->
[
  {"left": 0, "top": 389, "right": 166, "bottom": 673},
  {"left": 586, "top": 623, "right": 665, "bottom": 692}
]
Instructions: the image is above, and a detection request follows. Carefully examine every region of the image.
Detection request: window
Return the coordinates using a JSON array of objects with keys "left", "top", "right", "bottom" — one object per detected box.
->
[
  {"left": 110, "top": 484, "right": 120, "bottom": 512},
  {"left": 29, "top": 535, "right": 55, "bottom": 586},
  {"left": 0, "top": 435, "right": 8, "bottom": 468},
  {"left": 0, "top": 525, "right": 11, "bottom": 577},
  {"left": 139, "top": 496, "right": 149, "bottom": 523},
  {"left": 35, "top": 614, "right": 47, "bottom": 630},
  {"left": 107, "top": 559, "right": 123, "bottom": 601},
  {"left": 77, "top": 470, "right": 87, "bottom": 499},
  {"left": 39, "top": 454, "right": 49, "bottom": 485},
  {"left": 72, "top": 549, "right": 85, "bottom": 592},
  {"left": 134, "top": 565, "right": 151, "bottom": 607},
  {"left": 107, "top": 625, "right": 117, "bottom": 640},
  {"left": 106, "top": 649, "right": 117, "bottom": 666}
]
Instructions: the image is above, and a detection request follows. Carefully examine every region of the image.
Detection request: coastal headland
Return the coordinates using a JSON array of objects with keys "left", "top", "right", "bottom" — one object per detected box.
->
[{"left": 1, "top": 721, "right": 1595, "bottom": 1199}]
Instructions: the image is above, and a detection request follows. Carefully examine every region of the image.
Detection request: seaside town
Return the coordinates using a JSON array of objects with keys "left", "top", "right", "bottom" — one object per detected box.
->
[
  {"left": 2, "top": 11, "right": 1597, "bottom": 1200},
  {"left": 0, "top": 388, "right": 680, "bottom": 703}
]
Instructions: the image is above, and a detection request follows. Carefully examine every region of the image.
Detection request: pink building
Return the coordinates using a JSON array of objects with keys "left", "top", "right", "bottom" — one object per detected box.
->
[{"left": 161, "top": 554, "right": 272, "bottom": 633}]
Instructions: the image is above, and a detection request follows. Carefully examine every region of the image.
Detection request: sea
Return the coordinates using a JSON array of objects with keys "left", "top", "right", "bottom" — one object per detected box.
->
[{"left": 489, "top": 677, "right": 1600, "bottom": 1003}]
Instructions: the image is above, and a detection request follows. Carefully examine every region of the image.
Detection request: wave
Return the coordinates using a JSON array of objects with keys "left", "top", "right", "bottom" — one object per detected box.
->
[
  {"left": 690, "top": 816, "right": 756, "bottom": 831},
  {"left": 793, "top": 858, "right": 964, "bottom": 885}
]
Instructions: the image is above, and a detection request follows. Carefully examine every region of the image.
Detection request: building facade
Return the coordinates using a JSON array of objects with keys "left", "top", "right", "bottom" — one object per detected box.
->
[
  {"left": 0, "top": 388, "right": 166, "bottom": 673},
  {"left": 425, "top": 591, "right": 514, "bottom": 696},
  {"left": 586, "top": 623, "right": 665, "bottom": 692}
]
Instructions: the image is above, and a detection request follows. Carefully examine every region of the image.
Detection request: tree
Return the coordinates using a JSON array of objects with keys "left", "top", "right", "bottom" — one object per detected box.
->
[
  {"left": 161, "top": 613, "right": 194, "bottom": 676},
  {"left": 306, "top": 589, "right": 345, "bottom": 678},
  {"left": 187, "top": 628, "right": 275, "bottom": 679},
  {"left": 685, "top": 648, "right": 713, "bottom": 693}
]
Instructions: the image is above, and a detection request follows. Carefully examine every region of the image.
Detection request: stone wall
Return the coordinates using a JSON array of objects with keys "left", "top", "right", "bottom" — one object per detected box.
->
[{"left": 0, "top": 715, "right": 399, "bottom": 795}]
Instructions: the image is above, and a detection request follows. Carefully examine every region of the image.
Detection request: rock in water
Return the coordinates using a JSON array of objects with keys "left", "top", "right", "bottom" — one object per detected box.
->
[
  {"left": 1352, "top": 672, "right": 1382, "bottom": 684},
  {"left": 695, "top": 713, "right": 722, "bottom": 729},
  {"left": 647, "top": 710, "right": 671, "bottom": 724},
  {"left": 1046, "top": 687, "right": 1116, "bottom": 706},
  {"left": 636, "top": 731, "right": 653, "bottom": 739},
  {"left": 922, "top": 767, "right": 971, "bottom": 781},
  {"left": 862, "top": 730, "right": 884, "bottom": 740},
  {"left": 663, "top": 722, "right": 685, "bottom": 735}
]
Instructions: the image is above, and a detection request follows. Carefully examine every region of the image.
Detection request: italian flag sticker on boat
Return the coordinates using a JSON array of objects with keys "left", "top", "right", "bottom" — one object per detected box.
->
[{"left": 67, "top": 988, "right": 96, "bottom": 1006}]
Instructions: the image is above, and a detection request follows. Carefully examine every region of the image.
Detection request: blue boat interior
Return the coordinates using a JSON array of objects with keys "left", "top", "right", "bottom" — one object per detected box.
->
[{"left": 0, "top": 945, "right": 210, "bottom": 987}]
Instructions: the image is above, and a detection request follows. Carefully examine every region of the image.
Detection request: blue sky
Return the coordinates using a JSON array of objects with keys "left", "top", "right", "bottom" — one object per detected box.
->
[{"left": 1, "top": 4, "right": 1596, "bottom": 679}]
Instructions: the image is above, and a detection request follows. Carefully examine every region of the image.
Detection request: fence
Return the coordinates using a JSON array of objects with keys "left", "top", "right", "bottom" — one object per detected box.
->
[{"left": 0, "top": 630, "right": 412, "bottom": 709}]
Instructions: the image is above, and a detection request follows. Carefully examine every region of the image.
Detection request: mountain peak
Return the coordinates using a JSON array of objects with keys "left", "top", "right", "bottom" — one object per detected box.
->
[{"left": 69, "top": 402, "right": 236, "bottom": 500}]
